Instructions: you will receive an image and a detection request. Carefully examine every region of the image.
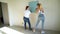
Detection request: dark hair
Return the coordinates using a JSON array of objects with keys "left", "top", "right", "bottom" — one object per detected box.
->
[
  {"left": 25, "top": 6, "right": 29, "bottom": 10},
  {"left": 37, "top": 3, "right": 41, "bottom": 7}
]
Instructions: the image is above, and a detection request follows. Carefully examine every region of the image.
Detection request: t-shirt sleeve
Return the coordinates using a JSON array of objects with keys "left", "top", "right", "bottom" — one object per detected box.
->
[{"left": 29, "top": 11, "right": 31, "bottom": 14}]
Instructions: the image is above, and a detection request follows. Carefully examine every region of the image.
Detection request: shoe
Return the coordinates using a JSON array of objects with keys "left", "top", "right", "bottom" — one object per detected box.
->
[
  {"left": 33, "top": 29, "right": 35, "bottom": 32},
  {"left": 25, "top": 28, "right": 27, "bottom": 30},
  {"left": 41, "top": 31, "right": 45, "bottom": 34},
  {"left": 29, "top": 28, "right": 32, "bottom": 30}
]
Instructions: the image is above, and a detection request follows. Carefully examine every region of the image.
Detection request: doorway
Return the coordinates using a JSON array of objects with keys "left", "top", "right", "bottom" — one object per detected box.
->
[
  {"left": 0, "top": 2, "right": 9, "bottom": 26},
  {"left": 0, "top": 2, "right": 4, "bottom": 24}
]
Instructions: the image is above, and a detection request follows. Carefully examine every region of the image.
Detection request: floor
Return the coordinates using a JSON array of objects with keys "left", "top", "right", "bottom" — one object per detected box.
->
[
  {"left": 0, "top": 22, "right": 4, "bottom": 28},
  {"left": 0, "top": 22, "right": 8, "bottom": 28},
  {"left": 0, "top": 25, "right": 60, "bottom": 34},
  {"left": 9, "top": 26, "right": 60, "bottom": 34}
]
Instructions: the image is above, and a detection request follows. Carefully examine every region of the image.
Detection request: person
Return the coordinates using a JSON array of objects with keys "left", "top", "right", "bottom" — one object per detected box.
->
[
  {"left": 33, "top": 3, "right": 45, "bottom": 34},
  {"left": 23, "top": 6, "right": 32, "bottom": 30}
]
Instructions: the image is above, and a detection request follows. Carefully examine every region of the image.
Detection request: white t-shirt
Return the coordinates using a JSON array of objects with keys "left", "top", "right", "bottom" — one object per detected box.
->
[{"left": 24, "top": 10, "right": 31, "bottom": 18}]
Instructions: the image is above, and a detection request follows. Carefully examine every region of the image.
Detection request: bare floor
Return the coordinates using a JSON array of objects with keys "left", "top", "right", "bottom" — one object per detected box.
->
[
  {"left": 9, "top": 26, "right": 60, "bottom": 34},
  {"left": 0, "top": 25, "right": 60, "bottom": 34}
]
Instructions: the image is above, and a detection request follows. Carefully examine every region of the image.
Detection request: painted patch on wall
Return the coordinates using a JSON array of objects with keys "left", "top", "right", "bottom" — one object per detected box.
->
[{"left": 29, "top": 1, "right": 38, "bottom": 13}]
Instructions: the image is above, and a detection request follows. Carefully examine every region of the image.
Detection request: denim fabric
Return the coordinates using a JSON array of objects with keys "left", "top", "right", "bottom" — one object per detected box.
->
[{"left": 23, "top": 17, "right": 31, "bottom": 29}]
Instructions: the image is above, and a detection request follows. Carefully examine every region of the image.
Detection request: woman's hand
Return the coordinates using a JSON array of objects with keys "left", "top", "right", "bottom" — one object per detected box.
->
[{"left": 41, "top": 8, "right": 44, "bottom": 13}]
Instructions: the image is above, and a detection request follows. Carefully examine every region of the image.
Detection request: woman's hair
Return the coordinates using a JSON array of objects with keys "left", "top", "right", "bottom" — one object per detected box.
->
[
  {"left": 37, "top": 3, "right": 41, "bottom": 7},
  {"left": 25, "top": 6, "right": 29, "bottom": 10}
]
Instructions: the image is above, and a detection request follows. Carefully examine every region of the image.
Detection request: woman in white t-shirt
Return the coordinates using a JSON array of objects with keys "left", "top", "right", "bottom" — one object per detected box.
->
[
  {"left": 33, "top": 3, "right": 45, "bottom": 34},
  {"left": 23, "top": 6, "right": 32, "bottom": 30}
]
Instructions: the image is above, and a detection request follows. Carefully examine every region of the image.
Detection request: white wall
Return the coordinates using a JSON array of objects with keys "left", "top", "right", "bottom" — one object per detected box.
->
[
  {"left": 0, "top": 0, "right": 28, "bottom": 26},
  {"left": 0, "top": 0, "right": 8, "bottom": 3},
  {"left": 38, "top": 0, "right": 60, "bottom": 31},
  {"left": 29, "top": 0, "right": 60, "bottom": 31},
  {"left": 0, "top": 0, "right": 60, "bottom": 31},
  {"left": 8, "top": 0, "right": 28, "bottom": 26},
  {"left": 59, "top": 0, "right": 60, "bottom": 31},
  {"left": 40, "top": 0, "right": 60, "bottom": 31}
]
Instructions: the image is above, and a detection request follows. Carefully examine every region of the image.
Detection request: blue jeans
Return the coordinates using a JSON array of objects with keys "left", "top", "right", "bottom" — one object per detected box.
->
[
  {"left": 23, "top": 17, "right": 31, "bottom": 29},
  {"left": 35, "top": 14, "right": 45, "bottom": 30}
]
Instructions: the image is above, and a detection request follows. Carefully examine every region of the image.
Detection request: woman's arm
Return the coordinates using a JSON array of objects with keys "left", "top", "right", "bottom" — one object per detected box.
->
[{"left": 36, "top": 8, "right": 39, "bottom": 13}]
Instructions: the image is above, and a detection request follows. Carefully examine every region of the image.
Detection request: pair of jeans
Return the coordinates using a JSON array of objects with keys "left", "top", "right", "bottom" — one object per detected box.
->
[
  {"left": 23, "top": 17, "right": 31, "bottom": 29},
  {"left": 35, "top": 14, "right": 45, "bottom": 30}
]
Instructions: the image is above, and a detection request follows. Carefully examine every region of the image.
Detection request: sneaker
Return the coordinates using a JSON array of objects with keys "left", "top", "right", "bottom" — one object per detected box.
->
[
  {"left": 24, "top": 28, "right": 27, "bottom": 30},
  {"left": 41, "top": 31, "right": 45, "bottom": 34},
  {"left": 29, "top": 28, "right": 32, "bottom": 30},
  {"left": 33, "top": 29, "right": 35, "bottom": 32}
]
